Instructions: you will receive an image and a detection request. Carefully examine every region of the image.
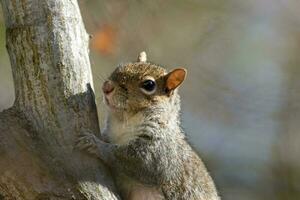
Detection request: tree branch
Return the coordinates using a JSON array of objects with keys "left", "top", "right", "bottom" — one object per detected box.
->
[{"left": 0, "top": 0, "right": 119, "bottom": 199}]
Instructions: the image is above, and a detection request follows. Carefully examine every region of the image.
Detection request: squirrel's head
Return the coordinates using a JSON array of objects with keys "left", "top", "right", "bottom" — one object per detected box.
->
[{"left": 102, "top": 52, "right": 186, "bottom": 118}]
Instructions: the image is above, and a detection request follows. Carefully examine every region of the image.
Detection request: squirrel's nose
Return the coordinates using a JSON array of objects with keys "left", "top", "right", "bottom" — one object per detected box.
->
[{"left": 102, "top": 81, "right": 115, "bottom": 95}]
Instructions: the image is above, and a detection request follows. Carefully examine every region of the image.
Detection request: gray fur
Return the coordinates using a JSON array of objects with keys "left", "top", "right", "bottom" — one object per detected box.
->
[{"left": 77, "top": 61, "right": 220, "bottom": 200}]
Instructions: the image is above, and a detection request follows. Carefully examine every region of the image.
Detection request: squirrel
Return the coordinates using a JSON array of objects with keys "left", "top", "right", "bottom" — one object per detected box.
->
[{"left": 76, "top": 52, "right": 220, "bottom": 200}]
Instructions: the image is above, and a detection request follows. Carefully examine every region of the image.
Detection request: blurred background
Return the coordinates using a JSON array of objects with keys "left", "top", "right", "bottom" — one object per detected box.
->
[{"left": 1, "top": 0, "right": 300, "bottom": 199}]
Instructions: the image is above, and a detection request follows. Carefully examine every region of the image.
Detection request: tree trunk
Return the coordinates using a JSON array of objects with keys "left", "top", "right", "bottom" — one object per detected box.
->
[{"left": 0, "top": 0, "right": 119, "bottom": 199}]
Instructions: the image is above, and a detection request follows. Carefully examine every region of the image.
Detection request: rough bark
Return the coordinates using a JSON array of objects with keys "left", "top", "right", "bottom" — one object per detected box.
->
[{"left": 0, "top": 0, "right": 119, "bottom": 199}]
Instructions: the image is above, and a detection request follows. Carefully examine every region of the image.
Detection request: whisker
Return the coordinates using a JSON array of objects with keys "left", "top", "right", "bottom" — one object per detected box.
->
[
  {"left": 102, "top": 71, "right": 110, "bottom": 78},
  {"left": 95, "top": 73, "right": 107, "bottom": 82}
]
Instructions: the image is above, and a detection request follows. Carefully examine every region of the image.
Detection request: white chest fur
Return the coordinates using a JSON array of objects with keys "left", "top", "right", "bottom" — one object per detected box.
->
[
  {"left": 129, "top": 185, "right": 164, "bottom": 200},
  {"left": 107, "top": 112, "right": 144, "bottom": 145}
]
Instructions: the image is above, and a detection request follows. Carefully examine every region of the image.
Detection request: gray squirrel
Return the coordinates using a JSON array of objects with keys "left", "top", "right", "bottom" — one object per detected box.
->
[{"left": 76, "top": 52, "right": 220, "bottom": 200}]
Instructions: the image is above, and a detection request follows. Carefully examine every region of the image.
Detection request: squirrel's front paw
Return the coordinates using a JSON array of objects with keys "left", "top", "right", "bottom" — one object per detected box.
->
[{"left": 76, "top": 132, "right": 99, "bottom": 155}]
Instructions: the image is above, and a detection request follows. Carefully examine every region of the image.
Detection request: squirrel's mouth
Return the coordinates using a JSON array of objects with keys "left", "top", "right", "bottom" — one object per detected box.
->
[{"left": 104, "top": 96, "right": 125, "bottom": 112}]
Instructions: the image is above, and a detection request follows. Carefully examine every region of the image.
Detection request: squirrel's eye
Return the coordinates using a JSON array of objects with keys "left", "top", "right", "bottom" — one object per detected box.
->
[{"left": 140, "top": 79, "right": 156, "bottom": 95}]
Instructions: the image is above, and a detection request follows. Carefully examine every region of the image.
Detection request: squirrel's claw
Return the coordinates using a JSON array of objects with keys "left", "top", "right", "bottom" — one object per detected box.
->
[
  {"left": 75, "top": 133, "right": 98, "bottom": 151},
  {"left": 86, "top": 145, "right": 98, "bottom": 154},
  {"left": 75, "top": 132, "right": 112, "bottom": 160}
]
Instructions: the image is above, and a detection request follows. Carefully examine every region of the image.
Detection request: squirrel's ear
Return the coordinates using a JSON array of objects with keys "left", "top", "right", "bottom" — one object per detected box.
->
[
  {"left": 137, "top": 51, "right": 147, "bottom": 62},
  {"left": 165, "top": 68, "right": 187, "bottom": 92}
]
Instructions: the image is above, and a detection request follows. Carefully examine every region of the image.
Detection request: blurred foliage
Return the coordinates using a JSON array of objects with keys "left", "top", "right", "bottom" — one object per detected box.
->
[
  {"left": 91, "top": 24, "right": 117, "bottom": 55},
  {"left": 1, "top": 0, "right": 300, "bottom": 199}
]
